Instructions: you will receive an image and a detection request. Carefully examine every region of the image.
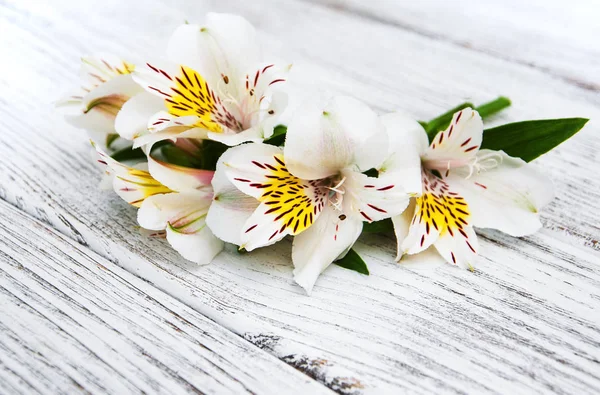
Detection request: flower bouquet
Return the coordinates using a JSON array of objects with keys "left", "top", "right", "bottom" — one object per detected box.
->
[{"left": 57, "top": 13, "right": 588, "bottom": 294}]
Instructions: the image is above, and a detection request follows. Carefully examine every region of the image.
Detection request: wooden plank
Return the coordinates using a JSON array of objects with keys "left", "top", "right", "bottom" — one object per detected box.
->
[
  {"left": 302, "top": 0, "right": 600, "bottom": 91},
  {"left": 0, "top": 199, "right": 331, "bottom": 394},
  {"left": 1, "top": 0, "right": 599, "bottom": 393}
]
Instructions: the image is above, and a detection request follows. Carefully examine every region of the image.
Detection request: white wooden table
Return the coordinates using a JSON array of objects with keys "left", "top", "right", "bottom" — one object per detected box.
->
[{"left": 1, "top": 0, "right": 600, "bottom": 393}]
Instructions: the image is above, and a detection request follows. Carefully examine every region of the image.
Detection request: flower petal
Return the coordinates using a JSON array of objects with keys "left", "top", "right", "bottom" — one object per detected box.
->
[
  {"left": 244, "top": 63, "right": 290, "bottom": 104},
  {"left": 138, "top": 192, "right": 223, "bottom": 265},
  {"left": 379, "top": 111, "right": 427, "bottom": 195},
  {"left": 82, "top": 74, "right": 142, "bottom": 115},
  {"left": 391, "top": 198, "right": 416, "bottom": 261},
  {"left": 166, "top": 224, "right": 223, "bottom": 265},
  {"left": 206, "top": 148, "right": 259, "bottom": 246},
  {"left": 137, "top": 191, "right": 210, "bottom": 229},
  {"left": 147, "top": 154, "right": 214, "bottom": 192},
  {"left": 221, "top": 144, "right": 327, "bottom": 250},
  {"left": 259, "top": 90, "right": 288, "bottom": 140},
  {"left": 207, "top": 126, "right": 264, "bottom": 146},
  {"left": 390, "top": 183, "right": 449, "bottom": 270},
  {"left": 62, "top": 110, "right": 118, "bottom": 142},
  {"left": 235, "top": 63, "right": 290, "bottom": 132},
  {"left": 58, "top": 54, "right": 134, "bottom": 106},
  {"left": 292, "top": 205, "right": 363, "bottom": 295},
  {"left": 132, "top": 126, "right": 208, "bottom": 150},
  {"left": 381, "top": 111, "right": 429, "bottom": 156},
  {"left": 115, "top": 92, "right": 164, "bottom": 140},
  {"left": 401, "top": 195, "right": 442, "bottom": 255},
  {"left": 398, "top": 246, "right": 446, "bottom": 269},
  {"left": 422, "top": 108, "right": 483, "bottom": 171},
  {"left": 147, "top": 111, "right": 199, "bottom": 133},
  {"left": 167, "top": 14, "right": 261, "bottom": 91},
  {"left": 92, "top": 142, "right": 172, "bottom": 207},
  {"left": 448, "top": 150, "right": 554, "bottom": 237},
  {"left": 79, "top": 54, "right": 135, "bottom": 89},
  {"left": 433, "top": 223, "right": 479, "bottom": 270},
  {"left": 341, "top": 169, "right": 411, "bottom": 223},
  {"left": 284, "top": 95, "right": 387, "bottom": 180},
  {"left": 134, "top": 63, "right": 239, "bottom": 134},
  {"left": 401, "top": 171, "right": 473, "bottom": 256},
  {"left": 203, "top": 12, "right": 261, "bottom": 76},
  {"left": 59, "top": 75, "right": 141, "bottom": 137},
  {"left": 220, "top": 143, "right": 281, "bottom": 195}
]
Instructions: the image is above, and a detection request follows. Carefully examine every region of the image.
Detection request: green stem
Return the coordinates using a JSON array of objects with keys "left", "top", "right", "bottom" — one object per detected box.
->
[{"left": 475, "top": 96, "right": 511, "bottom": 119}]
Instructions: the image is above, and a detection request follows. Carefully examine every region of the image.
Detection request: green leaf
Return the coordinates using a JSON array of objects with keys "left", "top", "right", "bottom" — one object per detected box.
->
[
  {"left": 155, "top": 140, "right": 228, "bottom": 170},
  {"left": 481, "top": 118, "right": 589, "bottom": 162},
  {"left": 160, "top": 144, "right": 203, "bottom": 168},
  {"left": 110, "top": 146, "right": 146, "bottom": 162},
  {"left": 362, "top": 218, "right": 394, "bottom": 234},
  {"left": 334, "top": 249, "right": 369, "bottom": 275},
  {"left": 264, "top": 125, "right": 287, "bottom": 146},
  {"left": 198, "top": 140, "right": 229, "bottom": 170}
]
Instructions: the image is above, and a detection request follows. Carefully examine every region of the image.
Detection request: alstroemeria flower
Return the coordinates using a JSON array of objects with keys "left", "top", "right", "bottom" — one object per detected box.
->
[
  {"left": 93, "top": 143, "right": 223, "bottom": 264},
  {"left": 116, "top": 13, "right": 290, "bottom": 149},
  {"left": 57, "top": 55, "right": 142, "bottom": 147},
  {"left": 207, "top": 96, "right": 419, "bottom": 294},
  {"left": 387, "top": 108, "right": 554, "bottom": 269}
]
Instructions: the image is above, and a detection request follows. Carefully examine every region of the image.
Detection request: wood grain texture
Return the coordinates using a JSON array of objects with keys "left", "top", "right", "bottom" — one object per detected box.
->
[
  {"left": 302, "top": 0, "right": 600, "bottom": 92},
  {"left": 1, "top": 0, "right": 599, "bottom": 393},
  {"left": 0, "top": 199, "right": 331, "bottom": 394}
]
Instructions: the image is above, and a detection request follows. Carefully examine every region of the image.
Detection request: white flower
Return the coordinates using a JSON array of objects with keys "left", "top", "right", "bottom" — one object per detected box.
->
[
  {"left": 207, "top": 96, "right": 420, "bottom": 294},
  {"left": 57, "top": 55, "right": 142, "bottom": 147},
  {"left": 386, "top": 108, "right": 554, "bottom": 269},
  {"left": 93, "top": 143, "right": 223, "bottom": 265},
  {"left": 116, "top": 13, "right": 290, "bottom": 150}
]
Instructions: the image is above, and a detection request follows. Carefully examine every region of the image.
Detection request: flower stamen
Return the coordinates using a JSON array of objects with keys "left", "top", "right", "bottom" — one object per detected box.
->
[
  {"left": 326, "top": 176, "right": 347, "bottom": 212},
  {"left": 465, "top": 151, "right": 504, "bottom": 179}
]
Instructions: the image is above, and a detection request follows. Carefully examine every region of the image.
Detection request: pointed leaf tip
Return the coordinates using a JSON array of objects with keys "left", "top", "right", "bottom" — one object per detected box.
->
[
  {"left": 481, "top": 117, "right": 589, "bottom": 162},
  {"left": 334, "top": 249, "right": 370, "bottom": 275}
]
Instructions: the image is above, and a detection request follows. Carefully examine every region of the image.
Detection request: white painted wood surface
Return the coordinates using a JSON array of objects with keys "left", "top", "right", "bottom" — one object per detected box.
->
[
  {"left": 0, "top": 199, "right": 331, "bottom": 394},
  {"left": 309, "top": 0, "right": 600, "bottom": 91},
  {"left": 1, "top": 0, "right": 599, "bottom": 393}
]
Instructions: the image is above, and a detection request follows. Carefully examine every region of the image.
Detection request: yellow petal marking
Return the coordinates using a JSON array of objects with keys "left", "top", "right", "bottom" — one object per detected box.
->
[
  {"left": 93, "top": 142, "right": 173, "bottom": 208},
  {"left": 117, "top": 61, "right": 136, "bottom": 75},
  {"left": 115, "top": 168, "right": 172, "bottom": 208},
  {"left": 412, "top": 172, "right": 476, "bottom": 263},
  {"left": 165, "top": 66, "right": 231, "bottom": 133},
  {"left": 241, "top": 155, "right": 326, "bottom": 237}
]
